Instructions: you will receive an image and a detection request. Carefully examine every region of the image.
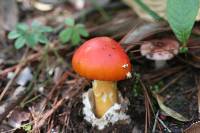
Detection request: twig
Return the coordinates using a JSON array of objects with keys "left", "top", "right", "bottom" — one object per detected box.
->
[
  {"left": 152, "top": 111, "right": 159, "bottom": 133},
  {"left": 157, "top": 117, "right": 172, "bottom": 132}
]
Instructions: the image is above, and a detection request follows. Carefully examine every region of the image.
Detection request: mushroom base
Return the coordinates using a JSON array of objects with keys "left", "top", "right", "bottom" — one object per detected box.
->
[{"left": 82, "top": 89, "right": 131, "bottom": 130}]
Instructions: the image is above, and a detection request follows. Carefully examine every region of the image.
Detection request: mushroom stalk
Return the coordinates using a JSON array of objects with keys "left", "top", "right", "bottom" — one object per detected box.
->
[
  {"left": 92, "top": 80, "right": 118, "bottom": 118},
  {"left": 155, "top": 60, "right": 167, "bottom": 69}
]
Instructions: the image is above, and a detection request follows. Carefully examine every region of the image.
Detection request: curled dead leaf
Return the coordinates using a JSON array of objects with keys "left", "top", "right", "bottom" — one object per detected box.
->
[{"left": 155, "top": 94, "right": 190, "bottom": 122}]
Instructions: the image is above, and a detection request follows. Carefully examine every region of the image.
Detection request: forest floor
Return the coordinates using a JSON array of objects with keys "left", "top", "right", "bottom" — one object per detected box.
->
[{"left": 0, "top": 0, "right": 200, "bottom": 133}]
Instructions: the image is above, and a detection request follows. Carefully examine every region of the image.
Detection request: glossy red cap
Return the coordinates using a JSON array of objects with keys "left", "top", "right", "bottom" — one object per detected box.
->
[{"left": 72, "top": 37, "right": 132, "bottom": 81}]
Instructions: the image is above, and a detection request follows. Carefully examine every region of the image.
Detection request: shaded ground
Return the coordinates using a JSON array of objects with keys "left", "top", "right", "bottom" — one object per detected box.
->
[{"left": 0, "top": 1, "right": 200, "bottom": 133}]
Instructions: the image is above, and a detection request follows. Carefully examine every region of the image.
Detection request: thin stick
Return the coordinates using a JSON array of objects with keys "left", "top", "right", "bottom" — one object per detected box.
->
[
  {"left": 157, "top": 117, "right": 172, "bottom": 132},
  {"left": 152, "top": 111, "right": 159, "bottom": 133}
]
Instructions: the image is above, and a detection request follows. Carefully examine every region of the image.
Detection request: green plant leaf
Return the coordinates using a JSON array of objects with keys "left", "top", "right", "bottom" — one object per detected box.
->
[
  {"left": 14, "top": 37, "right": 26, "bottom": 49},
  {"left": 22, "top": 124, "right": 32, "bottom": 132},
  {"left": 25, "top": 34, "right": 38, "bottom": 47},
  {"left": 31, "top": 21, "right": 41, "bottom": 28},
  {"left": 78, "top": 27, "right": 89, "bottom": 37},
  {"left": 59, "top": 28, "right": 73, "bottom": 43},
  {"left": 179, "top": 47, "right": 188, "bottom": 53},
  {"left": 8, "top": 30, "right": 21, "bottom": 39},
  {"left": 64, "top": 18, "right": 75, "bottom": 26},
  {"left": 71, "top": 30, "right": 81, "bottom": 45},
  {"left": 39, "top": 26, "right": 53, "bottom": 32},
  {"left": 38, "top": 34, "right": 48, "bottom": 44},
  {"left": 16, "top": 23, "right": 29, "bottom": 32},
  {"left": 76, "top": 24, "right": 89, "bottom": 37},
  {"left": 167, "top": 0, "right": 199, "bottom": 45},
  {"left": 31, "top": 21, "right": 53, "bottom": 33}
]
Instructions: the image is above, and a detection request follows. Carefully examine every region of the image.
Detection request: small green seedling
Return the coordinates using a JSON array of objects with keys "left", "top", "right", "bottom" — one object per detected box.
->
[
  {"left": 21, "top": 123, "right": 32, "bottom": 132},
  {"left": 8, "top": 21, "right": 53, "bottom": 49},
  {"left": 59, "top": 18, "right": 89, "bottom": 45},
  {"left": 150, "top": 81, "right": 164, "bottom": 93}
]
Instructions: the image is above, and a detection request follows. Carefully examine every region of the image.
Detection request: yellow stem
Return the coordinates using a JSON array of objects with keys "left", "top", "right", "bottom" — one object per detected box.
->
[{"left": 92, "top": 80, "right": 118, "bottom": 118}]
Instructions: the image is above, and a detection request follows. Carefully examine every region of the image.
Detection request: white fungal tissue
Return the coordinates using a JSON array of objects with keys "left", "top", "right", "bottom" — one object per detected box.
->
[
  {"left": 126, "top": 72, "right": 132, "bottom": 79},
  {"left": 82, "top": 89, "right": 131, "bottom": 130},
  {"left": 122, "top": 64, "right": 129, "bottom": 68}
]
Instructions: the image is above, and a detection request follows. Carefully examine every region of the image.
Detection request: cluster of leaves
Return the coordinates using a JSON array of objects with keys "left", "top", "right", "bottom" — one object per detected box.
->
[
  {"left": 8, "top": 18, "right": 89, "bottom": 49},
  {"left": 8, "top": 21, "right": 53, "bottom": 49},
  {"left": 59, "top": 18, "right": 89, "bottom": 45}
]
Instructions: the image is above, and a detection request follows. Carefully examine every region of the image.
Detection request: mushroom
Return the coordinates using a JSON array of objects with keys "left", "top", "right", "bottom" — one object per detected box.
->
[
  {"left": 72, "top": 37, "right": 132, "bottom": 129},
  {"left": 140, "top": 38, "right": 179, "bottom": 69}
]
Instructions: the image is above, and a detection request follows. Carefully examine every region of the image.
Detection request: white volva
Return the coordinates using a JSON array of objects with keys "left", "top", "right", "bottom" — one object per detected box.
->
[{"left": 82, "top": 89, "right": 131, "bottom": 130}]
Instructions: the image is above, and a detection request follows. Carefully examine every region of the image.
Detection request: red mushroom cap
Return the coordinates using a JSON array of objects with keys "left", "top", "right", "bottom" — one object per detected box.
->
[{"left": 72, "top": 37, "right": 132, "bottom": 81}]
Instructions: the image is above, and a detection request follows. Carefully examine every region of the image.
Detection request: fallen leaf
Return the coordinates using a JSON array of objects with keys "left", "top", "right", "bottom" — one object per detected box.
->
[
  {"left": 8, "top": 108, "right": 30, "bottom": 128},
  {"left": 184, "top": 121, "right": 200, "bottom": 133},
  {"left": 155, "top": 94, "right": 189, "bottom": 122}
]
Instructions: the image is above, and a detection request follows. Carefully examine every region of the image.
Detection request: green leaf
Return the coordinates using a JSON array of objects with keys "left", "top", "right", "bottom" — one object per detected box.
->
[
  {"left": 31, "top": 21, "right": 53, "bottom": 33},
  {"left": 22, "top": 124, "right": 32, "bottom": 132},
  {"left": 38, "top": 34, "right": 48, "bottom": 44},
  {"left": 31, "top": 21, "right": 41, "bottom": 28},
  {"left": 8, "top": 30, "right": 21, "bottom": 39},
  {"left": 16, "top": 23, "right": 29, "bottom": 32},
  {"left": 59, "top": 28, "right": 73, "bottom": 43},
  {"left": 78, "top": 27, "right": 89, "bottom": 37},
  {"left": 179, "top": 47, "right": 188, "bottom": 53},
  {"left": 71, "top": 30, "right": 81, "bottom": 45},
  {"left": 25, "top": 33, "right": 38, "bottom": 47},
  {"left": 167, "top": 0, "right": 199, "bottom": 45},
  {"left": 64, "top": 18, "right": 75, "bottom": 26},
  {"left": 76, "top": 24, "right": 89, "bottom": 37},
  {"left": 39, "top": 26, "right": 53, "bottom": 32},
  {"left": 14, "top": 37, "right": 26, "bottom": 49}
]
